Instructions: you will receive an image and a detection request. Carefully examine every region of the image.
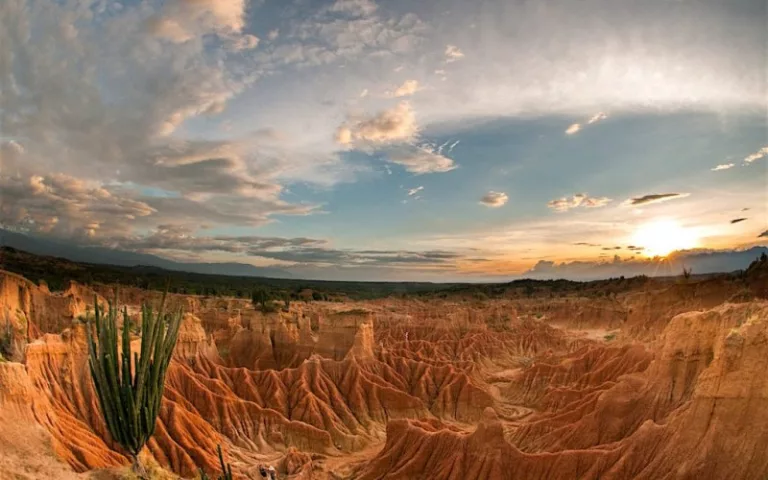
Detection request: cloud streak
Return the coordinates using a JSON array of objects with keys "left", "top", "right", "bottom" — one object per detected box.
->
[
  {"left": 743, "top": 146, "right": 768, "bottom": 164},
  {"left": 625, "top": 193, "right": 690, "bottom": 206},
  {"left": 711, "top": 163, "right": 735, "bottom": 171}
]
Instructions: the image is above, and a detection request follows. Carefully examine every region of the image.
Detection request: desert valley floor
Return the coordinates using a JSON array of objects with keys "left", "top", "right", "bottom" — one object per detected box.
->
[{"left": 1, "top": 257, "right": 767, "bottom": 479}]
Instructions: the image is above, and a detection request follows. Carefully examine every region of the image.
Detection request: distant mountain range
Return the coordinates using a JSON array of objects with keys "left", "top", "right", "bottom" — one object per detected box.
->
[{"left": 0, "top": 229, "right": 294, "bottom": 279}]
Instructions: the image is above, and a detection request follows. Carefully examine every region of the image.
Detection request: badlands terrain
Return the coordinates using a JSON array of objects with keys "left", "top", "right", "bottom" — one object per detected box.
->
[{"left": 1, "top": 253, "right": 767, "bottom": 479}]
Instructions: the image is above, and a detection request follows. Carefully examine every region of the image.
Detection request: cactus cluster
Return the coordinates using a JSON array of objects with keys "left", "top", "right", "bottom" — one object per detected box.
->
[{"left": 86, "top": 293, "right": 182, "bottom": 471}]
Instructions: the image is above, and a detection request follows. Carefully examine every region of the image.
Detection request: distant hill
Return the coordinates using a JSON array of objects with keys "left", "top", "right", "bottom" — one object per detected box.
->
[
  {"left": 0, "top": 246, "right": 451, "bottom": 299},
  {"left": 0, "top": 229, "right": 293, "bottom": 279}
]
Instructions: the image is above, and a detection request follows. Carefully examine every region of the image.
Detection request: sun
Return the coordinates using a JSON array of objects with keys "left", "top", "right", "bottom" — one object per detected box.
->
[{"left": 632, "top": 219, "right": 700, "bottom": 257}]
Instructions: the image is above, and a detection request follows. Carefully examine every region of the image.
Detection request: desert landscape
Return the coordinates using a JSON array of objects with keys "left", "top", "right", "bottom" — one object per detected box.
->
[
  {"left": 0, "top": 250, "right": 766, "bottom": 479},
  {"left": 3, "top": 0, "right": 766, "bottom": 478}
]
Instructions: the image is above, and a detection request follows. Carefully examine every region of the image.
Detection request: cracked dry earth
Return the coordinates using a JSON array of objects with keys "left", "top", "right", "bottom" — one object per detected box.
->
[{"left": 1, "top": 267, "right": 767, "bottom": 479}]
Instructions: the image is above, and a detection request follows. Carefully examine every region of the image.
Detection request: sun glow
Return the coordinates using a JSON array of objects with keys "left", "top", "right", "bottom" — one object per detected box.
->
[{"left": 632, "top": 219, "right": 700, "bottom": 257}]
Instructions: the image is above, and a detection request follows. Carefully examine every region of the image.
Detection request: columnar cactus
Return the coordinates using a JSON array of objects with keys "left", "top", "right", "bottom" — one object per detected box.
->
[
  {"left": 199, "top": 444, "right": 234, "bottom": 480},
  {"left": 86, "top": 293, "right": 182, "bottom": 475}
]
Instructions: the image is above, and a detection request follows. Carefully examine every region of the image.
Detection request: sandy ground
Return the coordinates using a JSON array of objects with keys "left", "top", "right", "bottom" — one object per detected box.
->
[{"left": 0, "top": 411, "right": 85, "bottom": 480}]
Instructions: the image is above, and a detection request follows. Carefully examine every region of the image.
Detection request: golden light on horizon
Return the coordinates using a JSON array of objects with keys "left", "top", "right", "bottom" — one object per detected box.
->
[{"left": 632, "top": 219, "right": 700, "bottom": 257}]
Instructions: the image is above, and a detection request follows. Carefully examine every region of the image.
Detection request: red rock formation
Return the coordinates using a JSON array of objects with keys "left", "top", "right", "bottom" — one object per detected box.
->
[
  {"left": 358, "top": 303, "right": 768, "bottom": 479},
  {"left": 1, "top": 269, "right": 766, "bottom": 479}
]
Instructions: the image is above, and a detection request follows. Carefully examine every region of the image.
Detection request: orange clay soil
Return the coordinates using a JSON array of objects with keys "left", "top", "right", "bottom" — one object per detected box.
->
[{"left": 0, "top": 265, "right": 766, "bottom": 479}]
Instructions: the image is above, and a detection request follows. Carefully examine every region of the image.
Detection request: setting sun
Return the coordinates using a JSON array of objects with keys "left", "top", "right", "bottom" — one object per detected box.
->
[{"left": 632, "top": 219, "right": 700, "bottom": 257}]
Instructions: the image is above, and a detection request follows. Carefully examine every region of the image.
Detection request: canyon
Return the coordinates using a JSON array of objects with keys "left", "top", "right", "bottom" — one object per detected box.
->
[{"left": 0, "top": 256, "right": 767, "bottom": 479}]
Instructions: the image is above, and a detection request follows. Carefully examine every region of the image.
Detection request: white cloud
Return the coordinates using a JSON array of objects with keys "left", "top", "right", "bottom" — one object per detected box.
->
[
  {"left": 149, "top": 0, "right": 248, "bottom": 42},
  {"left": 231, "top": 34, "right": 259, "bottom": 51},
  {"left": 267, "top": 29, "right": 279, "bottom": 40},
  {"left": 744, "top": 146, "right": 768, "bottom": 164},
  {"left": 335, "top": 102, "right": 418, "bottom": 145},
  {"left": 445, "top": 45, "right": 464, "bottom": 62},
  {"left": 711, "top": 163, "right": 735, "bottom": 171},
  {"left": 360, "top": 88, "right": 369, "bottom": 97},
  {"left": 387, "top": 144, "right": 456, "bottom": 174},
  {"left": 480, "top": 191, "right": 508, "bottom": 208},
  {"left": 548, "top": 193, "right": 611, "bottom": 212},
  {"left": 587, "top": 112, "right": 607, "bottom": 124},
  {"left": 408, "top": 186, "right": 424, "bottom": 196},
  {"left": 392, "top": 79, "right": 419, "bottom": 97},
  {"left": 565, "top": 123, "right": 581, "bottom": 135},
  {"left": 566, "top": 112, "right": 607, "bottom": 135}
]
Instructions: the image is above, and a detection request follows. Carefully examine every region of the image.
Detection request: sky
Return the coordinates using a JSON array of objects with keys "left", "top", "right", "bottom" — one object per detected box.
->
[{"left": 0, "top": 0, "right": 766, "bottom": 281}]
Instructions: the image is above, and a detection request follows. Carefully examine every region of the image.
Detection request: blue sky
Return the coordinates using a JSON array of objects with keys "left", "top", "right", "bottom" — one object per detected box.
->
[{"left": 0, "top": 0, "right": 766, "bottom": 280}]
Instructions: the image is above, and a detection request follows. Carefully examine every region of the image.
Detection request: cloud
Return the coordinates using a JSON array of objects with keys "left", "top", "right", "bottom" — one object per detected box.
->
[
  {"left": 105, "top": 225, "right": 327, "bottom": 255},
  {"left": 573, "top": 242, "right": 601, "bottom": 247},
  {"left": 336, "top": 102, "right": 418, "bottom": 145},
  {"left": 525, "top": 247, "right": 768, "bottom": 281},
  {"left": 0, "top": 173, "right": 155, "bottom": 238},
  {"left": 148, "top": 0, "right": 248, "bottom": 42},
  {"left": 387, "top": 144, "right": 456, "bottom": 174},
  {"left": 565, "top": 123, "right": 581, "bottom": 135},
  {"left": 566, "top": 112, "right": 606, "bottom": 135},
  {"left": 0, "top": 0, "right": 358, "bottom": 250},
  {"left": 760, "top": 230, "right": 768, "bottom": 238},
  {"left": 445, "top": 45, "right": 464, "bottom": 62},
  {"left": 0, "top": 141, "right": 25, "bottom": 170},
  {"left": 711, "top": 163, "right": 735, "bottom": 171},
  {"left": 253, "top": 247, "right": 462, "bottom": 266},
  {"left": 267, "top": 29, "right": 279, "bottom": 40},
  {"left": 547, "top": 193, "right": 612, "bottom": 212},
  {"left": 253, "top": 6, "right": 427, "bottom": 70},
  {"left": 327, "top": 0, "right": 378, "bottom": 17},
  {"left": 730, "top": 218, "right": 747, "bottom": 224},
  {"left": 625, "top": 193, "right": 690, "bottom": 206},
  {"left": 231, "top": 34, "right": 259, "bottom": 51},
  {"left": 744, "top": 146, "right": 768, "bottom": 164},
  {"left": 360, "top": 88, "right": 369, "bottom": 97},
  {"left": 587, "top": 112, "right": 607, "bottom": 124},
  {"left": 407, "top": 186, "right": 424, "bottom": 196},
  {"left": 480, "top": 191, "right": 508, "bottom": 208},
  {"left": 392, "top": 80, "right": 419, "bottom": 97}
]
